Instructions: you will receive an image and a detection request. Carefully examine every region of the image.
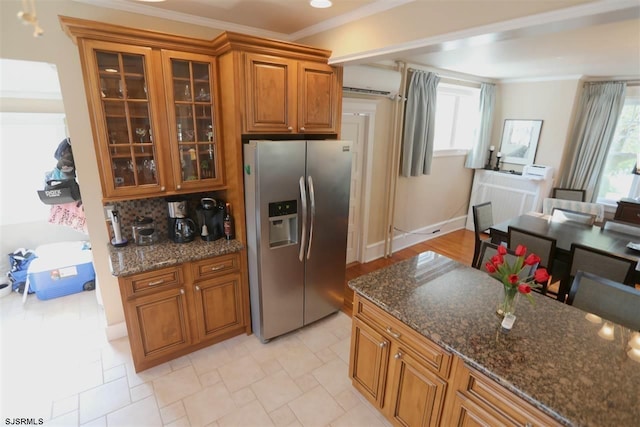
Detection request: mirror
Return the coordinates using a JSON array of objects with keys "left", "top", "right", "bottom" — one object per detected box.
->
[{"left": 499, "top": 119, "right": 543, "bottom": 165}]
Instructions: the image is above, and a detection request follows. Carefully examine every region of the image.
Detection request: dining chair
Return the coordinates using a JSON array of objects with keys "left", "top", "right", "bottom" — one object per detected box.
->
[
  {"left": 602, "top": 219, "right": 640, "bottom": 237},
  {"left": 557, "top": 243, "right": 636, "bottom": 303},
  {"left": 472, "top": 202, "right": 494, "bottom": 269},
  {"left": 567, "top": 271, "right": 640, "bottom": 331},
  {"left": 552, "top": 187, "right": 586, "bottom": 202},
  {"left": 551, "top": 207, "right": 596, "bottom": 226},
  {"left": 507, "top": 226, "right": 559, "bottom": 295}
]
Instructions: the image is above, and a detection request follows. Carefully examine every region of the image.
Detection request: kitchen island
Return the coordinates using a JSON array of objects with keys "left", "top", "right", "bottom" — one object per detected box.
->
[{"left": 348, "top": 251, "right": 639, "bottom": 427}]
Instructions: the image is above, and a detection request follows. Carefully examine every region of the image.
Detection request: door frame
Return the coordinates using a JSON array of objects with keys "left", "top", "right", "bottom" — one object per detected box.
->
[{"left": 342, "top": 97, "right": 378, "bottom": 264}]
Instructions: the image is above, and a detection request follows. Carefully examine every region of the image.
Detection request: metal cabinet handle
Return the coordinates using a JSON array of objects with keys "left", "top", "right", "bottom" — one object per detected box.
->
[
  {"left": 148, "top": 279, "right": 164, "bottom": 287},
  {"left": 195, "top": 285, "right": 201, "bottom": 291},
  {"left": 287, "top": 126, "right": 294, "bottom": 131},
  {"left": 379, "top": 341, "right": 387, "bottom": 348},
  {"left": 386, "top": 327, "right": 401, "bottom": 339},
  {"left": 211, "top": 265, "right": 224, "bottom": 271},
  {"left": 525, "top": 423, "right": 533, "bottom": 427},
  {"left": 180, "top": 288, "right": 185, "bottom": 295},
  {"left": 394, "top": 352, "right": 402, "bottom": 360}
]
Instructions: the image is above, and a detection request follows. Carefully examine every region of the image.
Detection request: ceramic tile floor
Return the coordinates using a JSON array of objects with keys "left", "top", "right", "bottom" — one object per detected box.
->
[{"left": 0, "top": 290, "right": 391, "bottom": 427}]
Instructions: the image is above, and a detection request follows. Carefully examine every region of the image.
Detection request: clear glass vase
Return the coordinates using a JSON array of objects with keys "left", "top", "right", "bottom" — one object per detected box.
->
[{"left": 497, "top": 284, "right": 519, "bottom": 317}]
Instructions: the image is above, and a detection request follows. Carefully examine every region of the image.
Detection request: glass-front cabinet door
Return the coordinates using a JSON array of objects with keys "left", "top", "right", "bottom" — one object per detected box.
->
[
  {"left": 162, "top": 50, "right": 224, "bottom": 192},
  {"left": 82, "top": 40, "right": 168, "bottom": 199}
]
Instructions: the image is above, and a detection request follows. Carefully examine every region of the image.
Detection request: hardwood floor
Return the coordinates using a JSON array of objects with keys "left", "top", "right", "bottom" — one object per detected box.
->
[{"left": 343, "top": 229, "right": 476, "bottom": 315}]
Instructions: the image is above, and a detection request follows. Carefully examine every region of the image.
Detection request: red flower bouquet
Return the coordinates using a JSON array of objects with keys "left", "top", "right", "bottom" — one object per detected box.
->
[{"left": 485, "top": 244, "right": 549, "bottom": 313}]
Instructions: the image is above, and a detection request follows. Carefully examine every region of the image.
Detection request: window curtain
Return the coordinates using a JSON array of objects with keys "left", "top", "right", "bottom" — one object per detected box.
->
[
  {"left": 401, "top": 71, "right": 439, "bottom": 177},
  {"left": 465, "top": 83, "right": 496, "bottom": 169},
  {"left": 560, "top": 81, "right": 627, "bottom": 202}
]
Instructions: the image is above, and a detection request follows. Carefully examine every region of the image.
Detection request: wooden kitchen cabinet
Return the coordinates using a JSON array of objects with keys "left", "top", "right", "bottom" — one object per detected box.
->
[
  {"left": 350, "top": 295, "right": 450, "bottom": 426},
  {"left": 119, "top": 252, "right": 248, "bottom": 372},
  {"left": 350, "top": 294, "right": 559, "bottom": 427},
  {"left": 350, "top": 317, "right": 390, "bottom": 407},
  {"left": 244, "top": 53, "right": 340, "bottom": 134},
  {"left": 191, "top": 255, "right": 245, "bottom": 341},
  {"left": 161, "top": 50, "right": 224, "bottom": 192},
  {"left": 120, "top": 269, "right": 192, "bottom": 370},
  {"left": 445, "top": 357, "right": 561, "bottom": 427},
  {"left": 77, "top": 40, "right": 170, "bottom": 199},
  {"left": 63, "top": 18, "right": 226, "bottom": 201}
]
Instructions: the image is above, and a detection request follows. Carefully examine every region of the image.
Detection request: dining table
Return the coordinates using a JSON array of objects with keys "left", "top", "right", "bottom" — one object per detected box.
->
[{"left": 489, "top": 213, "right": 640, "bottom": 298}]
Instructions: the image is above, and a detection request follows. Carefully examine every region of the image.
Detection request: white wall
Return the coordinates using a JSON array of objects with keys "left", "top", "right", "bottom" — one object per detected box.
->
[
  {"left": 0, "top": 0, "right": 225, "bottom": 332},
  {"left": 493, "top": 79, "right": 582, "bottom": 183}
]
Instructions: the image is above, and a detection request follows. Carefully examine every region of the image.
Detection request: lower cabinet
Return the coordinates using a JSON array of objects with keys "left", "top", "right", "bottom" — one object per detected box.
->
[
  {"left": 119, "top": 252, "right": 249, "bottom": 372},
  {"left": 350, "top": 295, "right": 450, "bottom": 427},
  {"left": 349, "top": 294, "right": 561, "bottom": 427}
]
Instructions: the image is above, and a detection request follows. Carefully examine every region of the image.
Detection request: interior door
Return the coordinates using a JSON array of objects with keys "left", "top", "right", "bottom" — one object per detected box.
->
[{"left": 341, "top": 114, "right": 366, "bottom": 264}]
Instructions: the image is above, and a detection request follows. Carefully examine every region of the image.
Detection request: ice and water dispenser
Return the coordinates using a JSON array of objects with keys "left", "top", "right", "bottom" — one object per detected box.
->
[{"left": 268, "top": 200, "right": 298, "bottom": 248}]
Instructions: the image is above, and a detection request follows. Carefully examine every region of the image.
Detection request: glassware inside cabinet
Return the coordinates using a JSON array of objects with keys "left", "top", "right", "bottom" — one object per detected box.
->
[
  {"left": 95, "top": 49, "right": 159, "bottom": 190},
  {"left": 170, "top": 57, "right": 217, "bottom": 183}
]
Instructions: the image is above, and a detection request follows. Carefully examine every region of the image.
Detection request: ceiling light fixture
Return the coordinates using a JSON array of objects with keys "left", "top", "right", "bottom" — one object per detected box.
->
[{"left": 310, "top": 0, "right": 332, "bottom": 9}]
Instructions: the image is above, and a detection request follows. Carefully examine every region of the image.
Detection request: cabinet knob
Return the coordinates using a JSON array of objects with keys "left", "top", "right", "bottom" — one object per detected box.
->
[
  {"left": 394, "top": 352, "right": 402, "bottom": 360},
  {"left": 180, "top": 288, "right": 185, "bottom": 295},
  {"left": 300, "top": 127, "right": 305, "bottom": 131},
  {"left": 386, "top": 327, "right": 401, "bottom": 339},
  {"left": 177, "top": 184, "right": 182, "bottom": 190},
  {"left": 195, "top": 285, "right": 201, "bottom": 291},
  {"left": 160, "top": 186, "right": 165, "bottom": 192},
  {"left": 287, "top": 126, "right": 294, "bottom": 131},
  {"left": 379, "top": 341, "right": 387, "bottom": 348}
]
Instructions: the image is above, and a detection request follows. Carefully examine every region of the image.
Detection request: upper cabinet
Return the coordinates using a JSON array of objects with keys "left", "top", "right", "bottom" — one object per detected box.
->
[
  {"left": 244, "top": 54, "right": 340, "bottom": 134},
  {"left": 161, "top": 50, "right": 223, "bottom": 192},
  {"left": 63, "top": 18, "right": 225, "bottom": 201},
  {"left": 81, "top": 40, "right": 169, "bottom": 199}
]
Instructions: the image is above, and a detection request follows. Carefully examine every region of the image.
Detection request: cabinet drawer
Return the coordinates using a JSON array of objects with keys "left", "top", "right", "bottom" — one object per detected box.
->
[
  {"left": 354, "top": 295, "right": 451, "bottom": 380},
  {"left": 122, "top": 266, "right": 183, "bottom": 298},
  {"left": 191, "top": 253, "right": 239, "bottom": 281},
  {"left": 454, "top": 359, "right": 561, "bottom": 427}
]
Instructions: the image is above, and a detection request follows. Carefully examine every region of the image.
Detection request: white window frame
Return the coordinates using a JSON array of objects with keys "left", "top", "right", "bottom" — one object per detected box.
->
[
  {"left": 596, "top": 88, "right": 640, "bottom": 206},
  {"left": 433, "top": 82, "right": 480, "bottom": 157}
]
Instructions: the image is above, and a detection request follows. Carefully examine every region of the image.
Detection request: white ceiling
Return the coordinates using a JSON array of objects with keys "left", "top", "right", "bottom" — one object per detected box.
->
[{"left": 76, "top": 0, "right": 640, "bottom": 81}]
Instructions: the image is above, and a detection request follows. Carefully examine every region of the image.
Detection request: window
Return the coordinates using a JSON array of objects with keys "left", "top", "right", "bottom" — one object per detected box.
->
[
  {"left": 433, "top": 82, "right": 480, "bottom": 153},
  {"left": 596, "top": 87, "right": 640, "bottom": 204}
]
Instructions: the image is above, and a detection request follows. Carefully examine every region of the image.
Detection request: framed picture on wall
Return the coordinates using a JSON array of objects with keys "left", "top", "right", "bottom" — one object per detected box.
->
[{"left": 499, "top": 119, "right": 543, "bottom": 165}]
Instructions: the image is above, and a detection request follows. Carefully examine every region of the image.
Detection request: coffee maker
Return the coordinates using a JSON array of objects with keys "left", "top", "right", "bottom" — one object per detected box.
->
[
  {"left": 195, "top": 197, "right": 224, "bottom": 241},
  {"left": 167, "top": 198, "right": 196, "bottom": 243}
]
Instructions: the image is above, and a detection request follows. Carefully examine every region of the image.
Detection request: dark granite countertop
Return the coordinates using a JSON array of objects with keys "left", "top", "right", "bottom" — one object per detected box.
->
[
  {"left": 108, "top": 237, "right": 244, "bottom": 276},
  {"left": 349, "top": 251, "right": 640, "bottom": 427}
]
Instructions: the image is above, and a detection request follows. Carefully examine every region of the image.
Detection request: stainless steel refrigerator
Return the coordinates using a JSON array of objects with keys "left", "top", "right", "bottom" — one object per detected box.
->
[{"left": 244, "top": 139, "right": 352, "bottom": 342}]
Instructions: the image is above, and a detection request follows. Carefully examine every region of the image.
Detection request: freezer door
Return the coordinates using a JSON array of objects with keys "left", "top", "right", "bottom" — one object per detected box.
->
[
  {"left": 251, "top": 140, "right": 306, "bottom": 341},
  {"left": 304, "top": 140, "right": 352, "bottom": 324}
]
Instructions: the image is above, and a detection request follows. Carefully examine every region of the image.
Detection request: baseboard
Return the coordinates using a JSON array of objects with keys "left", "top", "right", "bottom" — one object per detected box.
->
[
  {"left": 105, "top": 321, "right": 128, "bottom": 341},
  {"left": 363, "top": 215, "right": 467, "bottom": 263}
]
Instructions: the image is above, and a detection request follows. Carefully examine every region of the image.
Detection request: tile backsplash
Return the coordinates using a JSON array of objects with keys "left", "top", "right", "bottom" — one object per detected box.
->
[{"left": 106, "top": 192, "right": 226, "bottom": 241}]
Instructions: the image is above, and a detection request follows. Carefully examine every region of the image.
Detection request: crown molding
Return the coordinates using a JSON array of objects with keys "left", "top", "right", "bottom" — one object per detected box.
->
[{"left": 499, "top": 75, "right": 585, "bottom": 83}]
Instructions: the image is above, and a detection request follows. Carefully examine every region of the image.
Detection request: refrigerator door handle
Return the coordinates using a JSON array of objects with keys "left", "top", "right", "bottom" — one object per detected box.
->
[
  {"left": 299, "top": 176, "right": 307, "bottom": 262},
  {"left": 307, "top": 175, "right": 315, "bottom": 260}
]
